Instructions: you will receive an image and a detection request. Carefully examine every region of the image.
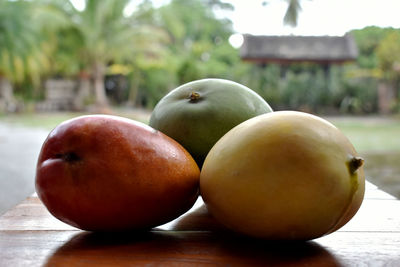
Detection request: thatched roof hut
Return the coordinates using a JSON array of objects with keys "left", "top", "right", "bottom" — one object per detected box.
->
[{"left": 240, "top": 34, "right": 358, "bottom": 64}]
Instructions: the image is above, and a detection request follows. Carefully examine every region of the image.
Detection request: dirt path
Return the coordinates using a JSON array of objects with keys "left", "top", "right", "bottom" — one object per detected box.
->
[{"left": 0, "top": 123, "right": 48, "bottom": 215}]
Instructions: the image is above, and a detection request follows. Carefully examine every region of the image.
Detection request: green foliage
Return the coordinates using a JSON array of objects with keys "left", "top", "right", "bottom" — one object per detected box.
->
[
  {"left": 45, "top": 27, "right": 83, "bottom": 77},
  {"left": 351, "top": 26, "right": 400, "bottom": 69},
  {"left": 280, "top": 69, "right": 326, "bottom": 111},
  {"left": 1, "top": 0, "right": 399, "bottom": 114},
  {"left": 130, "top": 0, "right": 237, "bottom": 108},
  {"left": 240, "top": 64, "right": 280, "bottom": 106},
  {"left": 239, "top": 63, "right": 379, "bottom": 114},
  {"left": 135, "top": 62, "right": 177, "bottom": 108},
  {"left": 376, "top": 31, "right": 400, "bottom": 80},
  {"left": 0, "top": 1, "right": 50, "bottom": 87},
  {"left": 337, "top": 77, "right": 378, "bottom": 114},
  {"left": 40, "top": 0, "right": 172, "bottom": 106}
]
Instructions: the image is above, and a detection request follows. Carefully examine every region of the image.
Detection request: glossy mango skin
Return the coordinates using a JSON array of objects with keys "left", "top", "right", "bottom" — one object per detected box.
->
[
  {"left": 149, "top": 79, "right": 273, "bottom": 166},
  {"left": 200, "top": 111, "right": 365, "bottom": 240},
  {"left": 36, "top": 115, "right": 200, "bottom": 232}
]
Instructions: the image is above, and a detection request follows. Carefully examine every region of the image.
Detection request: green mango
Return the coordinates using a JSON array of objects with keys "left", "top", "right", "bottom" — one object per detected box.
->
[{"left": 149, "top": 78, "right": 273, "bottom": 167}]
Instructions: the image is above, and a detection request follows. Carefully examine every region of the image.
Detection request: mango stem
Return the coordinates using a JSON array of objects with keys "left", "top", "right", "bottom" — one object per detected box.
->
[
  {"left": 189, "top": 91, "right": 201, "bottom": 103},
  {"left": 349, "top": 156, "right": 364, "bottom": 174}
]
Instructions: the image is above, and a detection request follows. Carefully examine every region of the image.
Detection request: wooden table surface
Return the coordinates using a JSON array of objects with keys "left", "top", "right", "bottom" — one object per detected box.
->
[{"left": 0, "top": 181, "right": 399, "bottom": 267}]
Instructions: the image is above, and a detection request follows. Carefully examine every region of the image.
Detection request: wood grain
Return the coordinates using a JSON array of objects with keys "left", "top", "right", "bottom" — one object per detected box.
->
[{"left": 0, "top": 181, "right": 399, "bottom": 266}]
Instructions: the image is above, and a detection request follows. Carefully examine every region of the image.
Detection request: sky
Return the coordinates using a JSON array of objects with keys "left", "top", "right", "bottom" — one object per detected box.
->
[
  {"left": 219, "top": 0, "right": 400, "bottom": 37},
  {"left": 70, "top": 0, "right": 400, "bottom": 37},
  {"left": 218, "top": 0, "right": 400, "bottom": 47}
]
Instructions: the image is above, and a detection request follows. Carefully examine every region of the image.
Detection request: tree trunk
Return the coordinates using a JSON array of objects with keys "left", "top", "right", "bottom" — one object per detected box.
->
[
  {"left": 322, "top": 64, "right": 331, "bottom": 92},
  {"left": 0, "top": 76, "right": 17, "bottom": 112},
  {"left": 92, "top": 62, "right": 108, "bottom": 108},
  {"left": 74, "top": 73, "right": 91, "bottom": 111},
  {"left": 127, "top": 72, "right": 141, "bottom": 107},
  {"left": 378, "top": 81, "right": 396, "bottom": 114}
]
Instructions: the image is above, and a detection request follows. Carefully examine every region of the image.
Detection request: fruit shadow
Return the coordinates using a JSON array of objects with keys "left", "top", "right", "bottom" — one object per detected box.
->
[{"left": 43, "top": 204, "right": 342, "bottom": 266}]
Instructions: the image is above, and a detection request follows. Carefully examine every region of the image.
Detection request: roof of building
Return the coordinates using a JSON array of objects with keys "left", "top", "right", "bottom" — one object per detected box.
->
[{"left": 240, "top": 33, "right": 358, "bottom": 64}]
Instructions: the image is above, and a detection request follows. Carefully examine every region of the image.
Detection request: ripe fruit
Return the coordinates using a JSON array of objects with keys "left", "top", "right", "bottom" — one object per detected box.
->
[
  {"left": 35, "top": 115, "right": 200, "bottom": 231},
  {"left": 200, "top": 111, "right": 365, "bottom": 240},
  {"left": 149, "top": 78, "right": 272, "bottom": 166}
]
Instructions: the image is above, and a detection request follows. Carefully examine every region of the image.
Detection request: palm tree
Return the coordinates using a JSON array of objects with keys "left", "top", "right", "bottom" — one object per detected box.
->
[
  {"left": 283, "top": 0, "right": 303, "bottom": 27},
  {"left": 44, "top": 0, "right": 168, "bottom": 108},
  {"left": 0, "top": 1, "right": 50, "bottom": 111},
  {"left": 263, "top": 0, "right": 304, "bottom": 27}
]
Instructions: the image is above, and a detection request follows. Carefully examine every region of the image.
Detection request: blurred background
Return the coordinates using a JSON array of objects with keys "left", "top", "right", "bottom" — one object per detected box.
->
[{"left": 1, "top": 0, "right": 399, "bottom": 214}]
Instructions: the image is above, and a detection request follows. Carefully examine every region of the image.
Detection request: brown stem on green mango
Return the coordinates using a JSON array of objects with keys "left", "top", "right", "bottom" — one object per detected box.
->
[
  {"left": 188, "top": 91, "right": 201, "bottom": 103},
  {"left": 348, "top": 156, "right": 364, "bottom": 174}
]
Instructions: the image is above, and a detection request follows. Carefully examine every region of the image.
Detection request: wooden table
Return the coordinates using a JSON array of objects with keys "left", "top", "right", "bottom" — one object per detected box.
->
[{"left": 1, "top": 181, "right": 399, "bottom": 266}]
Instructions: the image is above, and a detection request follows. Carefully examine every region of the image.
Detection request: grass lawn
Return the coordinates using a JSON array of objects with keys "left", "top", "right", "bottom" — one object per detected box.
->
[
  {"left": 327, "top": 116, "right": 400, "bottom": 198},
  {"left": 326, "top": 116, "right": 400, "bottom": 153},
  {"left": 1, "top": 111, "right": 399, "bottom": 198},
  {"left": 0, "top": 112, "right": 85, "bottom": 130},
  {"left": 0, "top": 108, "right": 151, "bottom": 130}
]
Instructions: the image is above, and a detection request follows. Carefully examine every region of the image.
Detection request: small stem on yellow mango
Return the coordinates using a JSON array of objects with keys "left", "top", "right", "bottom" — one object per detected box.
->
[{"left": 349, "top": 156, "right": 364, "bottom": 174}]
